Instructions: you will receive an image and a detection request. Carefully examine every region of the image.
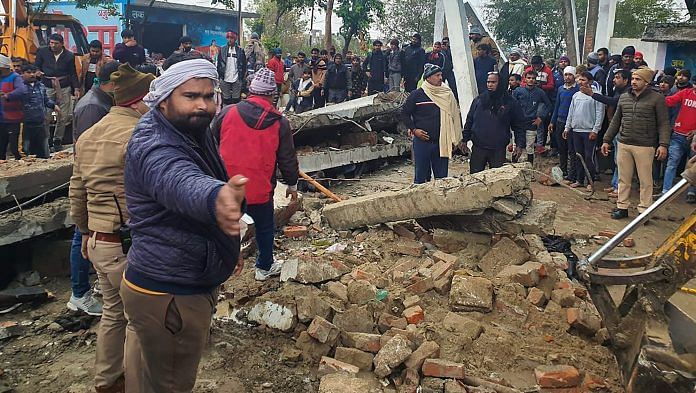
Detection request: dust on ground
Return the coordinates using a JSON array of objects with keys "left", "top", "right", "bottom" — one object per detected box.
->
[{"left": 1, "top": 155, "right": 692, "bottom": 393}]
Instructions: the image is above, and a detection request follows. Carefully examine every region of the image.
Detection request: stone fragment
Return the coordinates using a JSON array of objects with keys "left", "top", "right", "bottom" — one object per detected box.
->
[
  {"left": 441, "top": 312, "right": 484, "bottom": 341},
  {"left": 404, "top": 341, "right": 440, "bottom": 370},
  {"left": 281, "top": 258, "right": 351, "bottom": 284},
  {"left": 526, "top": 287, "right": 548, "bottom": 307},
  {"left": 332, "top": 305, "right": 375, "bottom": 334},
  {"left": 343, "top": 332, "right": 382, "bottom": 353},
  {"left": 373, "top": 334, "right": 413, "bottom": 378},
  {"left": 402, "top": 295, "right": 420, "bottom": 309},
  {"left": 394, "top": 239, "right": 425, "bottom": 257},
  {"left": 402, "top": 305, "right": 425, "bottom": 325},
  {"left": 534, "top": 365, "right": 581, "bottom": 388},
  {"left": 247, "top": 301, "right": 296, "bottom": 332},
  {"left": 347, "top": 280, "right": 377, "bottom": 305},
  {"left": 496, "top": 262, "right": 541, "bottom": 287},
  {"left": 378, "top": 313, "right": 408, "bottom": 333},
  {"left": 432, "top": 228, "right": 478, "bottom": 253},
  {"left": 296, "top": 294, "right": 333, "bottom": 323},
  {"left": 318, "top": 372, "right": 383, "bottom": 393},
  {"left": 399, "top": 368, "right": 420, "bottom": 392},
  {"left": 325, "top": 281, "right": 349, "bottom": 303},
  {"left": 318, "top": 356, "right": 360, "bottom": 377},
  {"left": 594, "top": 327, "right": 611, "bottom": 345},
  {"left": 307, "top": 316, "right": 340, "bottom": 344},
  {"left": 392, "top": 223, "right": 417, "bottom": 240},
  {"left": 567, "top": 307, "right": 602, "bottom": 336},
  {"left": 283, "top": 225, "right": 308, "bottom": 238},
  {"left": 420, "top": 378, "right": 446, "bottom": 393},
  {"left": 422, "top": 359, "right": 466, "bottom": 379},
  {"left": 406, "top": 277, "right": 434, "bottom": 295},
  {"left": 449, "top": 275, "right": 493, "bottom": 313},
  {"left": 432, "top": 251, "right": 458, "bottom": 265},
  {"left": 296, "top": 331, "right": 332, "bottom": 361},
  {"left": 551, "top": 288, "right": 577, "bottom": 308},
  {"left": 478, "top": 236, "right": 530, "bottom": 277},
  {"left": 443, "top": 380, "right": 468, "bottom": 393},
  {"left": 334, "top": 347, "right": 374, "bottom": 371},
  {"left": 522, "top": 234, "right": 546, "bottom": 254},
  {"left": 433, "top": 271, "right": 454, "bottom": 295}
]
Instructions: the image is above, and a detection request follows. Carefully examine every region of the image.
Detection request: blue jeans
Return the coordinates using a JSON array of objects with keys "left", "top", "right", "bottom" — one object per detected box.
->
[
  {"left": 611, "top": 137, "right": 619, "bottom": 189},
  {"left": 662, "top": 133, "right": 696, "bottom": 195},
  {"left": 70, "top": 228, "right": 92, "bottom": 298},
  {"left": 413, "top": 138, "right": 448, "bottom": 184},
  {"left": 246, "top": 201, "right": 275, "bottom": 271}
]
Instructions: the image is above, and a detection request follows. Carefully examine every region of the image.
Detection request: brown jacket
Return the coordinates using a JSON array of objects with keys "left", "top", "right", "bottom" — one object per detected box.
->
[
  {"left": 78, "top": 54, "right": 112, "bottom": 92},
  {"left": 69, "top": 106, "right": 143, "bottom": 234},
  {"left": 603, "top": 88, "right": 671, "bottom": 148}
]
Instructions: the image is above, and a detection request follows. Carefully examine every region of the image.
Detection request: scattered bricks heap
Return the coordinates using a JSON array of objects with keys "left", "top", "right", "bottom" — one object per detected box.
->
[{"left": 217, "top": 194, "right": 621, "bottom": 392}]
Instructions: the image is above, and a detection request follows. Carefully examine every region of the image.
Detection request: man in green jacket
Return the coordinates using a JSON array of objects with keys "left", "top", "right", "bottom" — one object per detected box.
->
[{"left": 601, "top": 68, "right": 670, "bottom": 219}]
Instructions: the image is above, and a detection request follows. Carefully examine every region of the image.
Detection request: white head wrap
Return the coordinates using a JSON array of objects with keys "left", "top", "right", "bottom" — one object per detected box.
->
[
  {"left": 563, "top": 66, "right": 577, "bottom": 75},
  {"left": 0, "top": 55, "right": 11, "bottom": 69},
  {"left": 143, "top": 58, "right": 218, "bottom": 109}
]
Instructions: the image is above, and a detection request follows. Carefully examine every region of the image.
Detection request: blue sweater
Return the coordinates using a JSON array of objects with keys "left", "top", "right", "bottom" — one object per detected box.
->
[
  {"left": 22, "top": 81, "right": 55, "bottom": 124},
  {"left": 551, "top": 84, "right": 579, "bottom": 124}
]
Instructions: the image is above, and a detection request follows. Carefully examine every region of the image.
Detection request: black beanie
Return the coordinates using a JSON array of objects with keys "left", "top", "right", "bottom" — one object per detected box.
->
[{"left": 621, "top": 46, "right": 635, "bottom": 56}]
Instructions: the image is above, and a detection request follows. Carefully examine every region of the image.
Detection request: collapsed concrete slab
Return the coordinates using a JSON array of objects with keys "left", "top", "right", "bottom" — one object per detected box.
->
[
  {"left": 297, "top": 140, "right": 410, "bottom": 173},
  {"left": 0, "top": 158, "right": 72, "bottom": 203},
  {"left": 0, "top": 198, "right": 72, "bottom": 246},
  {"left": 322, "top": 165, "right": 532, "bottom": 230}
]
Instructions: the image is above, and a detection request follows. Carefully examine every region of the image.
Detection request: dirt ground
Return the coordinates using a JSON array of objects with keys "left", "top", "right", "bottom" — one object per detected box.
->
[{"left": 1, "top": 155, "right": 692, "bottom": 393}]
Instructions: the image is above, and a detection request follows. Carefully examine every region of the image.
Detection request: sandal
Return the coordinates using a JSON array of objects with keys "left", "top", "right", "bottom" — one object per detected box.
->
[
  {"left": 586, "top": 184, "right": 593, "bottom": 192},
  {"left": 569, "top": 182, "right": 581, "bottom": 188}
]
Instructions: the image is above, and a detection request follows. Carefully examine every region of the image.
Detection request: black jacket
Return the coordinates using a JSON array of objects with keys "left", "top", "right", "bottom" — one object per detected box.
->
[
  {"left": 400, "top": 88, "right": 441, "bottom": 142},
  {"left": 363, "top": 51, "right": 387, "bottom": 81},
  {"left": 403, "top": 43, "right": 426, "bottom": 80},
  {"left": 463, "top": 92, "right": 526, "bottom": 150},
  {"left": 217, "top": 44, "right": 247, "bottom": 84},
  {"left": 34, "top": 46, "right": 78, "bottom": 89},
  {"left": 325, "top": 63, "right": 351, "bottom": 90}
]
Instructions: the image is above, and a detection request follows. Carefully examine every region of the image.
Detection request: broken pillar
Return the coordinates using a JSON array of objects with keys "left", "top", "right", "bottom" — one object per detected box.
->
[{"left": 0, "top": 198, "right": 72, "bottom": 246}]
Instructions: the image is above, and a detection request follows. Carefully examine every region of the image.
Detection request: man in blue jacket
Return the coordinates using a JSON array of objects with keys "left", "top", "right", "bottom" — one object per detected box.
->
[
  {"left": 512, "top": 70, "right": 551, "bottom": 164},
  {"left": 463, "top": 72, "right": 526, "bottom": 173},
  {"left": 548, "top": 66, "right": 579, "bottom": 179},
  {"left": 121, "top": 55, "right": 246, "bottom": 392}
]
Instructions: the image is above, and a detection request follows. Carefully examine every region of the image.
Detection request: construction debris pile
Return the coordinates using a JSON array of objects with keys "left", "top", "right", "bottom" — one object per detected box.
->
[{"left": 217, "top": 166, "right": 622, "bottom": 392}]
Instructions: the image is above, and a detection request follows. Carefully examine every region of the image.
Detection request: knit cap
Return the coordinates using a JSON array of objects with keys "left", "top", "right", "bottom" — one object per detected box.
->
[
  {"left": 423, "top": 63, "right": 442, "bottom": 79},
  {"left": 587, "top": 52, "right": 599, "bottom": 65},
  {"left": 111, "top": 63, "right": 155, "bottom": 106},
  {"left": 632, "top": 67, "right": 654, "bottom": 83},
  {"left": 563, "top": 66, "right": 576, "bottom": 75},
  {"left": 559, "top": 55, "right": 570, "bottom": 63},
  {"left": 249, "top": 67, "right": 276, "bottom": 95},
  {"left": 621, "top": 46, "right": 636, "bottom": 56}
]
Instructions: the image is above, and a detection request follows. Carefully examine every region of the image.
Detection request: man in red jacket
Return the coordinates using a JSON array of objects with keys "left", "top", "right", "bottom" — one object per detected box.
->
[
  {"left": 267, "top": 48, "right": 285, "bottom": 107},
  {"left": 664, "top": 76, "right": 696, "bottom": 202},
  {"left": 213, "top": 68, "right": 299, "bottom": 281},
  {"left": 523, "top": 55, "right": 555, "bottom": 152}
]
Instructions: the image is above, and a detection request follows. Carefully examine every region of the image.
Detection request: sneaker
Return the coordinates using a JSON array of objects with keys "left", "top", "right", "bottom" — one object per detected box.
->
[
  {"left": 255, "top": 261, "right": 284, "bottom": 281},
  {"left": 611, "top": 208, "right": 629, "bottom": 220},
  {"left": 535, "top": 146, "right": 546, "bottom": 155},
  {"left": 687, "top": 193, "right": 696, "bottom": 204},
  {"left": 67, "top": 290, "right": 103, "bottom": 316}
]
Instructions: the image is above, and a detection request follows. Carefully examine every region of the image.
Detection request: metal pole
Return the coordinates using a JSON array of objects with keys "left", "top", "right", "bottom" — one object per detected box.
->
[
  {"left": 309, "top": 5, "right": 314, "bottom": 46},
  {"left": 586, "top": 178, "right": 690, "bottom": 266},
  {"left": 238, "top": 0, "right": 242, "bottom": 42}
]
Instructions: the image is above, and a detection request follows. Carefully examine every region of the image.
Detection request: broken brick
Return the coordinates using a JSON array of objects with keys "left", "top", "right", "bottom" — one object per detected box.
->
[
  {"left": 378, "top": 313, "right": 408, "bottom": 333},
  {"left": 567, "top": 307, "right": 601, "bottom": 336},
  {"left": 283, "top": 225, "right": 308, "bottom": 238},
  {"left": 598, "top": 230, "right": 617, "bottom": 237},
  {"left": 534, "top": 365, "right": 581, "bottom": 388},
  {"left": 404, "top": 341, "right": 440, "bottom": 370},
  {"left": 527, "top": 287, "right": 548, "bottom": 308},
  {"left": 381, "top": 327, "right": 422, "bottom": 349},
  {"left": 347, "top": 279, "right": 376, "bottom": 305},
  {"left": 307, "top": 316, "right": 340, "bottom": 344},
  {"left": 325, "top": 281, "right": 348, "bottom": 303},
  {"left": 449, "top": 275, "right": 494, "bottom": 313},
  {"left": 402, "top": 305, "right": 425, "bottom": 325},
  {"left": 432, "top": 251, "right": 457, "bottom": 265},
  {"left": 373, "top": 334, "right": 413, "bottom": 378},
  {"left": 622, "top": 238, "right": 635, "bottom": 248},
  {"left": 296, "top": 331, "right": 332, "bottom": 361},
  {"left": 422, "top": 359, "right": 466, "bottom": 379},
  {"left": 431, "top": 260, "right": 454, "bottom": 281},
  {"left": 334, "top": 347, "right": 374, "bottom": 371},
  {"left": 318, "top": 356, "right": 360, "bottom": 377},
  {"left": 433, "top": 271, "right": 453, "bottom": 295},
  {"left": 343, "top": 332, "right": 382, "bottom": 353},
  {"left": 394, "top": 240, "right": 425, "bottom": 257},
  {"left": 399, "top": 368, "right": 420, "bottom": 393},
  {"left": 496, "top": 262, "right": 541, "bottom": 287},
  {"left": 392, "top": 223, "right": 417, "bottom": 240},
  {"left": 406, "top": 277, "right": 434, "bottom": 295},
  {"left": 551, "top": 288, "right": 577, "bottom": 308}
]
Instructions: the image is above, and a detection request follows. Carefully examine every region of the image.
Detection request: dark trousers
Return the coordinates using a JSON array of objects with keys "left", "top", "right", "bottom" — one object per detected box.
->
[
  {"left": 327, "top": 88, "right": 348, "bottom": 104},
  {"left": 404, "top": 76, "right": 419, "bottom": 93},
  {"left": 23, "top": 122, "right": 49, "bottom": 158},
  {"left": 554, "top": 121, "right": 571, "bottom": 176},
  {"left": 312, "top": 87, "right": 325, "bottom": 109},
  {"left": 246, "top": 201, "right": 275, "bottom": 271},
  {"left": 70, "top": 228, "right": 92, "bottom": 298},
  {"left": 566, "top": 130, "right": 578, "bottom": 181},
  {"left": 367, "top": 79, "right": 385, "bottom": 95},
  {"left": 0, "top": 122, "right": 21, "bottom": 160},
  {"left": 413, "top": 138, "right": 448, "bottom": 184},
  {"left": 572, "top": 131, "right": 597, "bottom": 184},
  {"left": 469, "top": 145, "right": 506, "bottom": 174}
]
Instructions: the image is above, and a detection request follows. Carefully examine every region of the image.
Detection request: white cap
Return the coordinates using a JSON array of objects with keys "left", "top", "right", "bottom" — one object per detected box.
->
[
  {"left": 563, "top": 66, "right": 576, "bottom": 75},
  {"left": 0, "top": 55, "right": 11, "bottom": 69}
]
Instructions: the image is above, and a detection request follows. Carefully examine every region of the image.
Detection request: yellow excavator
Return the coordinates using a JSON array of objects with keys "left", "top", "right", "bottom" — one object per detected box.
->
[
  {"left": 0, "top": 0, "right": 89, "bottom": 62},
  {"left": 578, "top": 158, "right": 696, "bottom": 392}
]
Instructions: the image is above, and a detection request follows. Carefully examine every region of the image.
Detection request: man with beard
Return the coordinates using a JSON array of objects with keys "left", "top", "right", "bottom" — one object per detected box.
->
[
  {"left": 363, "top": 40, "right": 387, "bottom": 94},
  {"left": 403, "top": 33, "right": 426, "bottom": 93},
  {"left": 463, "top": 72, "right": 526, "bottom": 173},
  {"left": 121, "top": 55, "right": 246, "bottom": 391},
  {"left": 676, "top": 69, "right": 693, "bottom": 91},
  {"left": 78, "top": 40, "right": 111, "bottom": 94},
  {"left": 214, "top": 68, "right": 299, "bottom": 281},
  {"left": 606, "top": 46, "right": 636, "bottom": 96}
]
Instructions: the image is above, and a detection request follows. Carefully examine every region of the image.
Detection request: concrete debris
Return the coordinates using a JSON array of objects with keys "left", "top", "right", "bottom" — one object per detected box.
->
[
  {"left": 280, "top": 258, "right": 351, "bottom": 284},
  {"left": 372, "top": 334, "right": 413, "bottom": 377},
  {"left": 318, "top": 372, "right": 384, "bottom": 393},
  {"left": 334, "top": 347, "right": 374, "bottom": 371},
  {"left": 318, "top": 356, "right": 360, "bottom": 377},
  {"left": 403, "top": 341, "right": 440, "bottom": 370},
  {"left": 422, "top": 359, "right": 467, "bottom": 379},
  {"left": 323, "top": 166, "right": 531, "bottom": 230},
  {"left": 332, "top": 306, "right": 375, "bottom": 334},
  {"left": 296, "top": 331, "right": 333, "bottom": 361},
  {"left": 307, "top": 316, "right": 341, "bottom": 344},
  {"left": 347, "top": 280, "right": 377, "bottom": 305},
  {"left": 342, "top": 332, "right": 382, "bottom": 353},
  {"left": 495, "top": 261, "right": 543, "bottom": 287},
  {"left": 441, "top": 312, "right": 484, "bottom": 342},
  {"left": 0, "top": 157, "right": 72, "bottom": 203},
  {"left": 295, "top": 292, "right": 333, "bottom": 324},
  {"left": 0, "top": 198, "right": 73, "bottom": 246},
  {"left": 247, "top": 300, "right": 296, "bottom": 332},
  {"left": 477, "top": 237, "right": 530, "bottom": 277},
  {"left": 449, "top": 274, "right": 494, "bottom": 313}
]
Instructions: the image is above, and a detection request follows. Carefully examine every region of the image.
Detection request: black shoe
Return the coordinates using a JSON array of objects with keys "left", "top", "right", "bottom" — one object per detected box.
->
[
  {"left": 611, "top": 208, "right": 629, "bottom": 219},
  {"left": 687, "top": 194, "right": 696, "bottom": 204},
  {"left": 527, "top": 154, "right": 534, "bottom": 164}
]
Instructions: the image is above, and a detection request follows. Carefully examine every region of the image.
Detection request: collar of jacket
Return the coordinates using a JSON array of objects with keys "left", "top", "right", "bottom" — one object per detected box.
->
[
  {"left": 629, "top": 88, "right": 653, "bottom": 100},
  {"left": 110, "top": 105, "right": 144, "bottom": 119},
  {"left": 92, "top": 85, "right": 115, "bottom": 105}
]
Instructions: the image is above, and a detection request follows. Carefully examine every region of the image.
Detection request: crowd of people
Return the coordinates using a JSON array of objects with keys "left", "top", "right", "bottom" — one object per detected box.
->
[{"left": 0, "top": 23, "right": 694, "bottom": 393}]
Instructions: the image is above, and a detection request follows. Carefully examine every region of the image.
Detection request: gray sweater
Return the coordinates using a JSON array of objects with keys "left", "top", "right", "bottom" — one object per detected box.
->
[{"left": 565, "top": 87, "right": 605, "bottom": 133}]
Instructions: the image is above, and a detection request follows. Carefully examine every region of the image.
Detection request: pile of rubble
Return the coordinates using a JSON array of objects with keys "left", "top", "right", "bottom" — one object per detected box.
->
[{"left": 219, "top": 166, "right": 621, "bottom": 392}]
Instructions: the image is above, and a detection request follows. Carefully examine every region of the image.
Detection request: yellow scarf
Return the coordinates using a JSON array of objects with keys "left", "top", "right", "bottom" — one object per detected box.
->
[{"left": 421, "top": 80, "right": 462, "bottom": 158}]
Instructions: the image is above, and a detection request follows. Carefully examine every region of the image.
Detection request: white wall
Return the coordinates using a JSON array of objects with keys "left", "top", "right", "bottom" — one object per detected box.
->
[{"left": 608, "top": 37, "right": 667, "bottom": 70}]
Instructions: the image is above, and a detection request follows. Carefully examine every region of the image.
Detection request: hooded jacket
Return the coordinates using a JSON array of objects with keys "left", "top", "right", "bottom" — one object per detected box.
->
[
  {"left": 512, "top": 85, "right": 551, "bottom": 128},
  {"left": 22, "top": 80, "right": 55, "bottom": 124},
  {"left": 124, "top": 109, "right": 240, "bottom": 295},
  {"left": 522, "top": 65, "right": 555, "bottom": 94},
  {"left": 403, "top": 42, "right": 426, "bottom": 80},
  {"left": 214, "top": 95, "right": 299, "bottom": 205},
  {"left": 463, "top": 91, "right": 526, "bottom": 150}
]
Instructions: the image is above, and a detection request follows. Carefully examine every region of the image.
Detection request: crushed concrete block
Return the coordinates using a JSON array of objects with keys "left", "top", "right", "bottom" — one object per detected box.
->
[
  {"left": 449, "top": 275, "right": 493, "bottom": 313},
  {"left": 491, "top": 198, "right": 525, "bottom": 216},
  {"left": 296, "top": 331, "right": 332, "bottom": 361},
  {"left": 307, "top": 316, "right": 341, "bottom": 344},
  {"left": 442, "top": 312, "right": 484, "bottom": 342},
  {"left": 0, "top": 158, "right": 73, "bottom": 203},
  {"left": 332, "top": 305, "right": 375, "bottom": 334},
  {"left": 404, "top": 341, "right": 440, "bottom": 370},
  {"left": 334, "top": 347, "right": 374, "bottom": 371},
  {"left": 318, "top": 372, "right": 384, "bottom": 393},
  {"left": 551, "top": 288, "right": 577, "bottom": 308},
  {"left": 381, "top": 328, "right": 422, "bottom": 350},
  {"left": 402, "top": 305, "right": 425, "bottom": 325},
  {"left": 432, "top": 200, "right": 557, "bottom": 235},
  {"left": 377, "top": 313, "right": 408, "bottom": 333},
  {"left": 0, "top": 198, "right": 73, "bottom": 246},
  {"left": 323, "top": 166, "right": 531, "bottom": 230},
  {"left": 422, "top": 359, "right": 466, "bottom": 379},
  {"left": 431, "top": 260, "right": 455, "bottom": 281},
  {"left": 478, "top": 237, "right": 530, "bottom": 277},
  {"left": 339, "top": 131, "right": 378, "bottom": 147},
  {"left": 521, "top": 234, "right": 546, "bottom": 254},
  {"left": 280, "top": 258, "right": 351, "bottom": 284},
  {"left": 247, "top": 300, "right": 296, "bottom": 332},
  {"left": 296, "top": 293, "right": 333, "bottom": 323},
  {"left": 342, "top": 332, "right": 382, "bottom": 353},
  {"left": 347, "top": 280, "right": 376, "bottom": 305},
  {"left": 325, "top": 281, "right": 349, "bottom": 303},
  {"left": 495, "top": 262, "right": 541, "bottom": 287},
  {"left": 534, "top": 365, "right": 581, "bottom": 388},
  {"left": 433, "top": 270, "right": 454, "bottom": 295},
  {"left": 432, "top": 229, "right": 473, "bottom": 253},
  {"left": 373, "top": 334, "right": 413, "bottom": 377},
  {"left": 318, "top": 356, "right": 360, "bottom": 377},
  {"left": 402, "top": 295, "right": 420, "bottom": 309}
]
